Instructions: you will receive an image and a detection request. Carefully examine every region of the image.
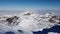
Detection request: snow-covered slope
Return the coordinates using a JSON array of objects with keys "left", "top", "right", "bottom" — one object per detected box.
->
[
  {"left": 0, "top": 11, "right": 60, "bottom": 34},
  {"left": 48, "top": 32, "right": 60, "bottom": 34},
  {"left": 17, "top": 11, "right": 60, "bottom": 31}
]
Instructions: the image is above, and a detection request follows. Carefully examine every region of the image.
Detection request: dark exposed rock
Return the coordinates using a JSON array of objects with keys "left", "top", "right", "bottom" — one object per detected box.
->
[
  {"left": 18, "top": 30, "right": 23, "bottom": 33},
  {"left": 49, "top": 15, "right": 60, "bottom": 23},
  {"left": 24, "top": 13, "right": 31, "bottom": 15},
  {"left": 59, "top": 18, "right": 60, "bottom": 20},
  {"left": 6, "top": 18, "right": 13, "bottom": 24},
  {"left": 49, "top": 18, "right": 55, "bottom": 23},
  {"left": 6, "top": 16, "right": 19, "bottom": 26},
  {"left": 58, "top": 22, "right": 60, "bottom": 24},
  {"left": 52, "top": 16, "right": 57, "bottom": 18}
]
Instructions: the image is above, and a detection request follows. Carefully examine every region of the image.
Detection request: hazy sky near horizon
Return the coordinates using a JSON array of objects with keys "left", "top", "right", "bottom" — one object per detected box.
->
[{"left": 0, "top": 0, "right": 60, "bottom": 10}]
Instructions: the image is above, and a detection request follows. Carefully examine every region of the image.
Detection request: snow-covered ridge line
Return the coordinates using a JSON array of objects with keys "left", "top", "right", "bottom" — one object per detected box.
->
[{"left": 0, "top": 11, "right": 60, "bottom": 32}]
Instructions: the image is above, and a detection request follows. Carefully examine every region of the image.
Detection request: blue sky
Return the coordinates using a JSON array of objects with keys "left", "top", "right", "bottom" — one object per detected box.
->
[{"left": 0, "top": 0, "right": 60, "bottom": 10}]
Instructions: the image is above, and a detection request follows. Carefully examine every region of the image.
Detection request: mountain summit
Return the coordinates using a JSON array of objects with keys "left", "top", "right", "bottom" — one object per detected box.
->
[{"left": 0, "top": 11, "right": 60, "bottom": 34}]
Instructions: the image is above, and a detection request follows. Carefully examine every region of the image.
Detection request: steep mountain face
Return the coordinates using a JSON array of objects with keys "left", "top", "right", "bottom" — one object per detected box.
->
[
  {"left": 17, "top": 11, "right": 60, "bottom": 31},
  {"left": 0, "top": 11, "right": 60, "bottom": 34}
]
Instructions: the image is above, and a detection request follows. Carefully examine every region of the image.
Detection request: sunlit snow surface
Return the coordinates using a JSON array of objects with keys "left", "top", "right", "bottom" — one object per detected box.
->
[
  {"left": 48, "top": 32, "right": 60, "bottom": 34},
  {"left": 0, "top": 11, "right": 60, "bottom": 34}
]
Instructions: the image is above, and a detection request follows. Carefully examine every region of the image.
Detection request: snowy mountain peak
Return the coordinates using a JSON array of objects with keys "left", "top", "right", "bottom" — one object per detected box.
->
[
  {"left": 17, "top": 11, "right": 60, "bottom": 31},
  {"left": 0, "top": 11, "right": 60, "bottom": 32},
  {"left": 20, "top": 11, "right": 34, "bottom": 16}
]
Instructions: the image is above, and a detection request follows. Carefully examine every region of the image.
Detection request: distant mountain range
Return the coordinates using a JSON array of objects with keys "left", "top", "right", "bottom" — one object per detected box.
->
[{"left": 0, "top": 10, "right": 60, "bottom": 34}]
